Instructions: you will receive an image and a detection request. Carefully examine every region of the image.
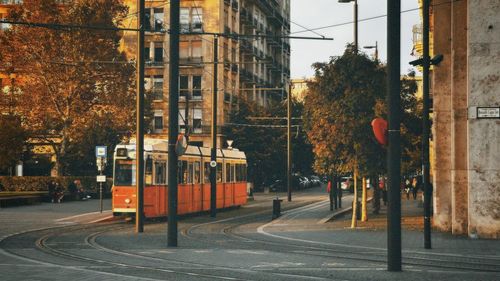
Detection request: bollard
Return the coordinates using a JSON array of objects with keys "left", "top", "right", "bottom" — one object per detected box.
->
[{"left": 272, "top": 198, "right": 282, "bottom": 219}]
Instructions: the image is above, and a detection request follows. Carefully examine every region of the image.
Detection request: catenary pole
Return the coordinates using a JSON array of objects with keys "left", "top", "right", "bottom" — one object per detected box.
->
[
  {"left": 168, "top": 0, "right": 180, "bottom": 247},
  {"left": 387, "top": 0, "right": 402, "bottom": 271},
  {"left": 210, "top": 36, "right": 219, "bottom": 218},
  {"left": 135, "top": 0, "right": 145, "bottom": 234},
  {"left": 422, "top": 0, "right": 432, "bottom": 250},
  {"left": 287, "top": 83, "right": 292, "bottom": 202}
]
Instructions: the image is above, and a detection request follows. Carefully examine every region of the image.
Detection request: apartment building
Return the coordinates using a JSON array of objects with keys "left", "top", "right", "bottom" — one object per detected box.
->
[{"left": 122, "top": 0, "right": 290, "bottom": 148}]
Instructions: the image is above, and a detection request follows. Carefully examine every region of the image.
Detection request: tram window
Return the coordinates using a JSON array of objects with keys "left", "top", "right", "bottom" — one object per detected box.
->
[
  {"left": 178, "top": 160, "right": 188, "bottom": 184},
  {"left": 204, "top": 162, "right": 210, "bottom": 183},
  {"left": 188, "top": 162, "right": 194, "bottom": 184},
  {"left": 194, "top": 161, "right": 201, "bottom": 184},
  {"left": 114, "top": 159, "right": 136, "bottom": 186},
  {"left": 236, "top": 164, "right": 243, "bottom": 182},
  {"left": 225, "top": 163, "right": 231, "bottom": 182},
  {"left": 217, "top": 163, "right": 222, "bottom": 183},
  {"left": 231, "top": 164, "right": 236, "bottom": 182},
  {"left": 154, "top": 161, "right": 167, "bottom": 185},
  {"left": 145, "top": 157, "right": 153, "bottom": 185}
]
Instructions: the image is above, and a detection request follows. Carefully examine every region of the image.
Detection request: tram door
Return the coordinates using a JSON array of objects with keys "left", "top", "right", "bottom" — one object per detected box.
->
[
  {"left": 224, "top": 162, "right": 235, "bottom": 207},
  {"left": 191, "top": 161, "right": 202, "bottom": 212}
]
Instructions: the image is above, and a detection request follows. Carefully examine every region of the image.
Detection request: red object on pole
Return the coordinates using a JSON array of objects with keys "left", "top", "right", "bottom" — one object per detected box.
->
[{"left": 372, "top": 118, "right": 388, "bottom": 145}]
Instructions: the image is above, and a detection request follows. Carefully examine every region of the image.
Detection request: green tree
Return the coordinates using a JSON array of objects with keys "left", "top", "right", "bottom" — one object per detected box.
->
[
  {"left": 224, "top": 97, "right": 314, "bottom": 191},
  {"left": 0, "top": 0, "right": 135, "bottom": 175}
]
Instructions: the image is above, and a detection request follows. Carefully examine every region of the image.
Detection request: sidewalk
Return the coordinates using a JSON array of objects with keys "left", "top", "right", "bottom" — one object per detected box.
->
[{"left": 324, "top": 192, "right": 500, "bottom": 257}]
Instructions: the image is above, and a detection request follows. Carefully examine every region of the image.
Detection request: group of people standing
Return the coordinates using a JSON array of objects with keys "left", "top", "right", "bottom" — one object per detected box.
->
[
  {"left": 326, "top": 177, "right": 343, "bottom": 210},
  {"left": 47, "top": 179, "right": 90, "bottom": 203}
]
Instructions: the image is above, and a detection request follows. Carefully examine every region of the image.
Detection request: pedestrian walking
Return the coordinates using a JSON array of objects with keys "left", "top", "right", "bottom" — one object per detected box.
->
[
  {"left": 404, "top": 179, "right": 411, "bottom": 200},
  {"left": 68, "top": 180, "right": 79, "bottom": 201},
  {"left": 412, "top": 177, "right": 418, "bottom": 200},
  {"left": 327, "top": 180, "right": 333, "bottom": 211},
  {"left": 337, "top": 179, "right": 342, "bottom": 208},
  {"left": 54, "top": 182, "right": 64, "bottom": 203},
  {"left": 47, "top": 180, "right": 56, "bottom": 203}
]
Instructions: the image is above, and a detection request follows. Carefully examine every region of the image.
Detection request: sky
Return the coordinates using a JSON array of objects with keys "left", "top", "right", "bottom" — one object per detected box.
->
[{"left": 290, "top": 0, "right": 421, "bottom": 78}]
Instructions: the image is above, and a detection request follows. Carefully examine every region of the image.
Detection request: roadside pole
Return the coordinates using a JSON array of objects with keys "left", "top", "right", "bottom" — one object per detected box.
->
[
  {"left": 95, "top": 146, "right": 107, "bottom": 214},
  {"left": 422, "top": 0, "right": 432, "bottom": 250},
  {"left": 210, "top": 36, "right": 219, "bottom": 218},
  {"left": 168, "top": 0, "right": 180, "bottom": 247},
  {"left": 387, "top": 0, "right": 402, "bottom": 271},
  {"left": 135, "top": 0, "right": 145, "bottom": 234},
  {"left": 287, "top": 82, "right": 292, "bottom": 202}
]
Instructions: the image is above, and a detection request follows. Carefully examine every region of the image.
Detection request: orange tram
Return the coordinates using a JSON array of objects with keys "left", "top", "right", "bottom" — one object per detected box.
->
[{"left": 112, "top": 140, "right": 248, "bottom": 218}]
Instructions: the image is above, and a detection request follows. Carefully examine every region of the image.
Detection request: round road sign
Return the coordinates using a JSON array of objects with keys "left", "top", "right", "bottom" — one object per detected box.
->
[{"left": 210, "top": 160, "right": 217, "bottom": 168}]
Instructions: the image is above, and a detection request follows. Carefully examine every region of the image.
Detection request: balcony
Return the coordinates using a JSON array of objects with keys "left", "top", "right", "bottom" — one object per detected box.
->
[
  {"left": 179, "top": 56, "right": 204, "bottom": 67},
  {"left": 232, "top": 0, "right": 239, "bottom": 11},
  {"left": 145, "top": 60, "right": 164, "bottom": 67}
]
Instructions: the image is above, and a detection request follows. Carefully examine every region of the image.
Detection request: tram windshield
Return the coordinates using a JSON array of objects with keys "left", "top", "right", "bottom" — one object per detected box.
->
[{"left": 114, "top": 159, "right": 136, "bottom": 186}]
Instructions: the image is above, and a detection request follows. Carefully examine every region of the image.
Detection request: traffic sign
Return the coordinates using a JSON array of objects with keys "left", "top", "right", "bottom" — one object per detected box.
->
[
  {"left": 96, "top": 146, "right": 107, "bottom": 158},
  {"left": 210, "top": 160, "right": 217, "bottom": 168},
  {"left": 96, "top": 175, "right": 106, "bottom": 182}
]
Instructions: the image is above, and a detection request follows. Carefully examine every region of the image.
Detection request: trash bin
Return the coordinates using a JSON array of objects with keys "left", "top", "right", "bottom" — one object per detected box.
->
[{"left": 272, "top": 198, "right": 282, "bottom": 219}]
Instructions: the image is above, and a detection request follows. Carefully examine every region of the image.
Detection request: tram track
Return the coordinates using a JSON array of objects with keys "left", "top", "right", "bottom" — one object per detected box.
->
[{"left": 184, "top": 199, "right": 500, "bottom": 274}]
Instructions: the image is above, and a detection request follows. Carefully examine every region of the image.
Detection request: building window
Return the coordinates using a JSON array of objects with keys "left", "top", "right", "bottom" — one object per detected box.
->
[
  {"left": 145, "top": 47, "right": 151, "bottom": 62},
  {"left": 193, "top": 108, "right": 202, "bottom": 133},
  {"left": 144, "top": 9, "right": 152, "bottom": 31},
  {"left": 154, "top": 111, "right": 163, "bottom": 131},
  {"left": 179, "top": 40, "right": 203, "bottom": 63},
  {"left": 180, "top": 75, "right": 189, "bottom": 99},
  {"left": 154, "top": 45, "right": 163, "bottom": 63},
  {"left": 154, "top": 8, "right": 164, "bottom": 32},
  {"left": 180, "top": 7, "right": 203, "bottom": 32},
  {"left": 179, "top": 110, "right": 186, "bottom": 133},
  {"left": 153, "top": 76, "right": 163, "bottom": 100},
  {"left": 179, "top": 75, "right": 202, "bottom": 100},
  {"left": 193, "top": 75, "right": 202, "bottom": 99}
]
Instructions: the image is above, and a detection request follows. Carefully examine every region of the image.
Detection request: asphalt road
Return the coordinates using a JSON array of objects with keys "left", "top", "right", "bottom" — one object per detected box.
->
[{"left": 0, "top": 187, "right": 499, "bottom": 281}]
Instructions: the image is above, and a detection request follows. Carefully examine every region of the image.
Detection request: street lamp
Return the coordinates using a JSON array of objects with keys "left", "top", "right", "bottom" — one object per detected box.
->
[
  {"left": 363, "top": 41, "right": 378, "bottom": 61},
  {"left": 339, "top": 0, "right": 358, "bottom": 53}
]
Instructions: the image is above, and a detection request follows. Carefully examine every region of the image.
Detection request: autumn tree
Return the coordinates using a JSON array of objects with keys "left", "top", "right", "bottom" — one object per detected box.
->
[
  {"left": 0, "top": 0, "right": 135, "bottom": 175},
  {"left": 304, "top": 47, "right": 386, "bottom": 226},
  {"left": 0, "top": 115, "right": 27, "bottom": 175}
]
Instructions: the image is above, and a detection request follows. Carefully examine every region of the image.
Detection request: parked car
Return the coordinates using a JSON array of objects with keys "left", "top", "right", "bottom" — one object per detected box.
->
[
  {"left": 341, "top": 177, "right": 354, "bottom": 193},
  {"left": 298, "top": 176, "right": 311, "bottom": 189},
  {"left": 310, "top": 176, "right": 321, "bottom": 187},
  {"left": 269, "top": 179, "right": 285, "bottom": 192}
]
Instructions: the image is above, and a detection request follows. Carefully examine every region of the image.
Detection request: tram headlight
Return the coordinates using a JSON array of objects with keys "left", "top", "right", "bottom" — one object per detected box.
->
[{"left": 124, "top": 198, "right": 131, "bottom": 204}]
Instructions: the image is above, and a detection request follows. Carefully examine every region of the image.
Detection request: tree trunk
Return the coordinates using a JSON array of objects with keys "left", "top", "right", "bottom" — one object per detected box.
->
[
  {"left": 361, "top": 177, "right": 368, "bottom": 222},
  {"left": 351, "top": 169, "right": 358, "bottom": 228},
  {"left": 372, "top": 176, "right": 380, "bottom": 214}
]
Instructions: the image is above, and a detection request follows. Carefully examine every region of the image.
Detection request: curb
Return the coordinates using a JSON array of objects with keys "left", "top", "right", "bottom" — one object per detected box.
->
[{"left": 320, "top": 197, "right": 373, "bottom": 224}]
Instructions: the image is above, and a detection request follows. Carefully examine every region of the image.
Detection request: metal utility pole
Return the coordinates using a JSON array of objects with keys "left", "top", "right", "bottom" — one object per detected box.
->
[
  {"left": 135, "top": 0, "right": 145, "bottom": 234},
  {"left": 210, "top": 36, "right": 219, "bottom": 218},
  {"left": 287, "top": 83, "right": 292, "bottom": 202},
  {"left": 168, "top": 0, "right": 180, "bottom": 247},
  {"left": 338, "top": 0, "right": 358, "bottom": 53},
  {"left": 387, "top": 0, "right": 402, "bottom": 272},
  {"left": 422, "top": 0, "right": 432, "bottom": 250}
]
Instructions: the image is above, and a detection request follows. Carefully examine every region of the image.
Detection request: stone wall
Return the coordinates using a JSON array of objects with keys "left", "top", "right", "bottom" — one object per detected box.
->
[{"left": 467, "top": 0, "right": 500, "bottom": 238}]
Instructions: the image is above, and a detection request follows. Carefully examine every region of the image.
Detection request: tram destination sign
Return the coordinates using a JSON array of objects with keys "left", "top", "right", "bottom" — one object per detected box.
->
[{"left": 477, "top": 107, "right": 500, "bottom": 119}]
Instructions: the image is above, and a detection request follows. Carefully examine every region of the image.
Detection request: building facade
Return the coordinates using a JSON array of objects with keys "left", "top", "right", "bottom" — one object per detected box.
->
[
  {"left": 122, "top": 0, "right": 290, "bottom": 148},
  {"left": 422, "top": 0, "right": 500, "bottom": 238}
]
